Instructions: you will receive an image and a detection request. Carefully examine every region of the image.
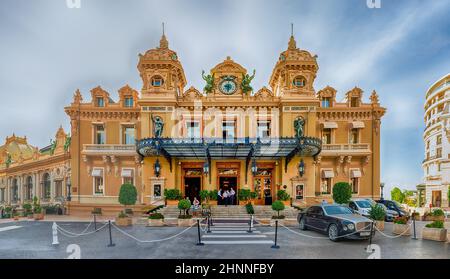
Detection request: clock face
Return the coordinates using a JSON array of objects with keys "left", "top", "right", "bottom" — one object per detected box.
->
[{"left": 219, "top": 80, "right": 237, "bottom": 95}]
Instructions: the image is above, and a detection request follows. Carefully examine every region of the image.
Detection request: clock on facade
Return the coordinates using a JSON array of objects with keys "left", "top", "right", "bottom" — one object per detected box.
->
[{"left": 219, "top": 79, "right": 237, "bottom": 95}]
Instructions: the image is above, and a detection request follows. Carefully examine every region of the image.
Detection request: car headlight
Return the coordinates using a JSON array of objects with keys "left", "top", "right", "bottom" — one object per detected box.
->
[{"left": 347, "top": 223, "right": 355, "bottom": 230}]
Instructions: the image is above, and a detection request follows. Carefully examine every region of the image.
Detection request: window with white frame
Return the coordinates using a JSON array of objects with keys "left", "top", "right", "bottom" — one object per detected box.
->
[
  {"left": 122, "top": 168, "right": 134, "bottom": 185},
  {"left": 350, "top": 128, "right": 359, "bottom": 144},
  {"left": 94, "top": 124, "right": 105, "bottom": 144},
  {"left": 295, "top": 184, "right": 304, "bottom": 200},
  {"left": 322, "top": 128, "right": 332, "bottom": 144},
  {"left": 321, "top": 178, "right": 332, "bottom": 194},
  {"left": 92, "top": 168, "right": 104, "bottom": 195},
  {"left": 257, "top": 121, "right": 270, "bottom": 138},
  {"left": 96, "top": 97, "right": 105, "bottom": 107},
  {"left": 122, "top": 125, "right": 135, "bottom": 144},
  {"left": 154, "top": 184, "right": 161, "bottom": 198},
  {"left": 186, "top": 121, "right": 200, "bottom": 138},
  {"left": 124, "top": 97, "right": 134, "bottom": 107},
  {"left": 222, "top": 121, "right": 235, "bottom": 140}
]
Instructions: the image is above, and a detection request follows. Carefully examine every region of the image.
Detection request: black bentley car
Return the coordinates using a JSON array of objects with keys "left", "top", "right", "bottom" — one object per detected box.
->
[{"left": 297, "top": 204, "right": 375, "bottom": 241}]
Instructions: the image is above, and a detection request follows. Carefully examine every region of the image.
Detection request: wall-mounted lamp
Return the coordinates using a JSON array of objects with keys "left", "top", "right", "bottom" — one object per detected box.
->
[
  {"left": 251, "top": 158, "right": 258, "bottom": 176},
  {"left": 298, "top": 159, "right": 305, "bottom": 177},
  {"left": 203, "top": 161, "right": 210, "bottom": 175},
  {"left": 154, "top": 158, "right": 161, "bottom": 177}
]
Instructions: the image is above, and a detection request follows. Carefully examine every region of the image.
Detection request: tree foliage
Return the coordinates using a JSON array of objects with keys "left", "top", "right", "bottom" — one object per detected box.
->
[
  {"left": 390, "top": 187, "right": 405, "bottom": 203},
  {"left": 332, "top": 182, "right": 352, "bottom": 204},
  {"left": 118, "top": 184, "right": 137, "bottom": 207}
]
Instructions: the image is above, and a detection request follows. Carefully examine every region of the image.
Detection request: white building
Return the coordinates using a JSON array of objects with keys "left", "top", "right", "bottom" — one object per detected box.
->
[{"left": 423, "top": 73, "right": 450, "bottom": 208}]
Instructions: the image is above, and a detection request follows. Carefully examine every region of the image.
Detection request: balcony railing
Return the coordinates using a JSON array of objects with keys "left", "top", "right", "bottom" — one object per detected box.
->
[
  {"left": 82, "top": 144, "right": 136, "bottom": 155},
  {"left": 321, "top": 144, "right": 370, "bottom": 153}
]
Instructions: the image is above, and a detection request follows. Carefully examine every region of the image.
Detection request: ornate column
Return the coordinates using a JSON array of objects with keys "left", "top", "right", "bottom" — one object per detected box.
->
[{"left": 50, "top": 170, "right": 55, "bottom": 202}]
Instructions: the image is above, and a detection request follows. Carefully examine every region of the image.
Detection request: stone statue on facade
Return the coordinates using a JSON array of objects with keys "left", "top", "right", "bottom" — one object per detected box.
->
[
  {"left": 241, "top": 69, "right": 256, "bottom": 94},
  {"left": 152, "top": 115, "right": 164, "bottom": 138},
  {"left": 294, "top": 117, "right": 305, "bottom": 139},
  {"left": 202, "top": 70, "right": 215, "bottom": 94}
]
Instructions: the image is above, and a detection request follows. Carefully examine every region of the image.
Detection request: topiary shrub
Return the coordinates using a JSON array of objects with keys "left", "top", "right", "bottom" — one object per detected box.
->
[
  {"left": 276, "top": 190, "right": 290, "bottom": 201},
  {"left": 209, "top": 189, "right": 218, "bottom": 201},
  {"left": 250, "top": 191, "right": 258, "bottom": 201},
  {"left": 245, "top": 203, "right": 254, "bottom": 214},
  {"left": 199, "top": 190, "right": 209, "bottom": 203},
  {"left": 164, "top": 189, "right": 182, "bottom": 201},
  {"left": 271, "top": 200, "right": 285, "bottom": 219},
  {"left": 238, "top": 189, "right": 251, "bottom": 201},
  {"left": 118, "top": 183, "right": 137, "bottom": 215},
  {"left": 22, "top": 203, "right": 32, "bottom": 214},
  {"left": 178, "top": 199, "right": 191, "bottom": 218},
  {"left": 332, "top": 182, "right": 352, "bottom": 204},
  {"left": 369, "top": 204, "right": 386, "bottom": 221}
]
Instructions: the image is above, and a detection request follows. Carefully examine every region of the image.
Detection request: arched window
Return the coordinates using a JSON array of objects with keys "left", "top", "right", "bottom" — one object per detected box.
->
[
  {"left": 26, "top": 176, "right": 33, "bottom": 201},
  {"left": 151, "top": 75, "right": 164, "bottom": 87},
  {"left": 293, "top": 76, "right": 306, "bottom": 88},
  {"left": 42, "top": 173, "right": 51, "bottom": 200},
  {"left": 12, "top": 178, "right": 18, "bottom": 202}
]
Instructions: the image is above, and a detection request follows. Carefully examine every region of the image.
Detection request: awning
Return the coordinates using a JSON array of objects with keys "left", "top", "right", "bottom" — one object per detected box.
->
[
  {"left": 321, "top": 122, "right": 338, "bottom": 129},
  {"left": 91, "top": 169, "right": 103, "bottom": 177},
  {"left": 350, "top": 169, "right": 362, "bottom": 178},
  {"left": 322, "top": 170, "right": 335, "bottom": 178},
  {"left": 350, "top": 121, "right": 365, "bottom": 129},
  {"left": 121, "top": 169, "right": 133, "bottom": 178}
]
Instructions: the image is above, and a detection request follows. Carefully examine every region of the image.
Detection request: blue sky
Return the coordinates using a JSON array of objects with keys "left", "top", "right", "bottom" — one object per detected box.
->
[{"left": 0, "top": 0, "right": 449, "bottom": 197}]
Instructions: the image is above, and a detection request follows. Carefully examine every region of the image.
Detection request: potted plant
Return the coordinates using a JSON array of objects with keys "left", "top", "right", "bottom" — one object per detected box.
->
[
  {"left": 164, "top": 189, "right": 182, "bottom": 206},
  {"left": 32, "top": 197, "right": 44, "bottom": 220},
  {"left": 271, "top": 200, "right": 286, "bottom": 226},
  {"left": 393, "top": 216, "right": 411, "bottom": 236},
  {"left": 4, "top": 206, "right": 12, "bottom": 219},
  {"left": 148, "top": 212, "right": 165, "bottom": 227},
  {"left": 430, "top": 208, "right": 445, "bottom": 221},
  {"left": 250, "top": 191, "right": 258, "bottom": 204},
  {"left": 276, "top": 190, "right": 291, "bottom": 206},
  {"left": 422, "top": 220, "right": 447, "bottom": 242},
  {"left": 238, "top": 189, "right": 251, "bottom": 204},
  {"left": 208, "top": 190, "right": 218, "bottom": 205},
  {"left": 116, "top": 183, "right": 137, "bottom": 226},
  {"left": 245, "top": 202, "right": 254, "bottom": 215},
  {"left": 177, "top": 199, "right": 193, "bottom": 226},
  {"left": 368, "top": 204, "right": 386, "bottom": 231},
  {"left": 22, "top": 203, "right": 33, "bottom": 219}
]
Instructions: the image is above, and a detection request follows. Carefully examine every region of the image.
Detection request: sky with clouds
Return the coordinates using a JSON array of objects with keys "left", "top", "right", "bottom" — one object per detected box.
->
[{"left": 0, "top": 0, "right": 449, "bottom": 197}]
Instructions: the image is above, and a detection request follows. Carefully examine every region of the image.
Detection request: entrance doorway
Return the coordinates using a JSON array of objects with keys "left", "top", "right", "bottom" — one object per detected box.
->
[
  {"left": 253, "top": 167, "right": 273, "bottom": 205},
  {"left": 184, "top": 177, "right": 201, "bottom": 202},
  {"left": 219, "top": 177, "right": 238, "bottom": 205},
  {"left": 432, "top": 190, "right": 442, "bottom": 207}
]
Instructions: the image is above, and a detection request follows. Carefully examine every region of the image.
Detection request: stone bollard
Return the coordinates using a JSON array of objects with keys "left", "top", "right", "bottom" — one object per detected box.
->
[{"left": 52, "top": 222, "right": 59, "bottom": 246}]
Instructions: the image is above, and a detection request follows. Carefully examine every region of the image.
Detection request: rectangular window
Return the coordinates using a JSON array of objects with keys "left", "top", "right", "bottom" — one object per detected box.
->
[
  {"left": 351, "top": 97, "right": 359, "bottom": 107},
  {"left": 295, "top": 184, "right": 304, "bottom": 200},
  {"left": 94, "top": 125, "right": 105, "bottom": 144},
  {"left": 321, "top": 178, "right": 332, "bottom": 194},
  {"left": 96, "top": 97, "right": 105, "bottom": 107},
  {"left": 437, "top": 135, "right": 442, "bottom": 145},
  {"left": 124, "top": 97, "right": 134, "bottom": 107},
  {"left": 257, "top": 121, "right": 270, "bottom": 138},
  {"left": 322, "top": 128, "right": 332, "bottom": 144},
  {"left": 122, "top": 126, "right": 135, "bottom": 144},
  {"left": 322, "top": 97, "right": 331, "bottom": 108},
  {"left": 222, "top": 121, "right": 235, "bottom": 140},
  {"left": 0, "top": 188, "right": 4, "bottom": 202},
  {"left": 94, "top": 176, "right": 104, "bottom": 195},
  {"left": 55, "top": 181, "right": 62, "bottom": 198},
  {"left": 186, "top": 121, "right": 200, "bottom": 138},
  {"left": 437, "top": 147, "right": 442, "bottom": 158},
  {"left": 351, "top": 178, "right": 359, "bottom": 194},
  {"left": 154, "top": 184, "right": 161, "bottom": 198},
  {"left": 122, "top": 169, "right": 134, "bottom": 185},
  {"left": 350, "top": 128, "right": 359, "bottom": 144}
]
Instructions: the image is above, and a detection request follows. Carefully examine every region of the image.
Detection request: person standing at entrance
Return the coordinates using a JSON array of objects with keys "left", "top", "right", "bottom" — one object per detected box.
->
[
  {"left": 229, "top": 187, "right": 236, "bottom": 205},
  {"left": 217, "top": 188, "right": 223, "bottom": 205},
  {"left": 223, "top": 189, "right": 229, "bottom": 206}
]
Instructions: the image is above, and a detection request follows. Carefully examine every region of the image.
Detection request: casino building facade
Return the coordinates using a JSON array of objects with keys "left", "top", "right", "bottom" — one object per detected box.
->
[
  {"left": 64, "top": 31, "right": 385, "bottom": 213},
  {"left": 1, "top": 31, "right": 386, "bottom": 214}
]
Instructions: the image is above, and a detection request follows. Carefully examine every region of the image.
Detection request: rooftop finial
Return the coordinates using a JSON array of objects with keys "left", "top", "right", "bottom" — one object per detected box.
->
[
  {"left": 159, "top": 22, "right": 169, "bottom": 49},
  {"left": 288, "top": 23, "right": 297, "bottom": 50}
]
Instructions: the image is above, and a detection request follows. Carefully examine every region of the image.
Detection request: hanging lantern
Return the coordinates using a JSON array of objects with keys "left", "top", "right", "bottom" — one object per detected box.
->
[
  {"left": 298, "top": 159, "right": 305, "bottom": 177},
  {"left": 251, "top": 158, "right": 258, "bottom": 176},
  {"left": 154, "top": 158, "right": 161, "bottom": 177},
  {"left": 203, "top": 161, "right": 209, "bottom": 175}
]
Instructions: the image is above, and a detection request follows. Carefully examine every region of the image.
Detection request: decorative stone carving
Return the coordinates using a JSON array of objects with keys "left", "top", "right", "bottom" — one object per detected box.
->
[
  {"left": 336, "top": 156, "right": 345, "bottom": 175},
  {"left": 361, "top": 156, "right": 370, "bottom": 174}
]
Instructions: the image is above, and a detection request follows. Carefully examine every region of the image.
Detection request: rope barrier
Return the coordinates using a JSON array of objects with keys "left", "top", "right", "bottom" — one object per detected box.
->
[
  {"left": 56, "top": 222, "right": 108, "bottom": 237},
  {"left": 57, "top": 221, "right": 93, "bottom": 235},
  {"left": 373, "top": 223, "right": 413, "bottom": 238},
  {"left": 111, "top": 222, "right": 195, "bottom": 243}
]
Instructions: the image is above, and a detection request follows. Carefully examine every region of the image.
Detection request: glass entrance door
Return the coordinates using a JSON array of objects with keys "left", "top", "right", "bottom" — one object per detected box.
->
[{"left": 253, "top": 168, "right": 273, "bottom": 205}]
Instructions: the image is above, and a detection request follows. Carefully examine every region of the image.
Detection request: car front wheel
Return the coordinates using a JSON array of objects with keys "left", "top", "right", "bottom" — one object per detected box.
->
[
  {"left": 299, "top": 217, "right": 307, "bottom": 231},
  {"left": 328, "top": 224, "right": 340, "bottom": 242}
]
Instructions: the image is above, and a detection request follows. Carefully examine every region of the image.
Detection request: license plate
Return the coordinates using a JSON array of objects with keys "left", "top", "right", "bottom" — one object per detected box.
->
[{"left": 360, "top": 232, "right": 371, "bottom": 236}]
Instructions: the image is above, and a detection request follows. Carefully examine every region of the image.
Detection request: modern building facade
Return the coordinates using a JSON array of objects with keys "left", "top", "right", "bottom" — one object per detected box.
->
[
  {"left": 1, "top": 31, "right": 386, "bottom": 214},
  {"left": 423, "top": 73, "right": 450, "bottom": 208}
]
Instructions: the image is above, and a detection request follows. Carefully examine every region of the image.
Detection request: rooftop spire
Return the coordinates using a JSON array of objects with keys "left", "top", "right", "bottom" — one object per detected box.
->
[
  {"left": 288, "top": 23, "right": 297, "bottom": 50},
  {"left": 159, "top": 22, "right": 169, "bottom": 49}
]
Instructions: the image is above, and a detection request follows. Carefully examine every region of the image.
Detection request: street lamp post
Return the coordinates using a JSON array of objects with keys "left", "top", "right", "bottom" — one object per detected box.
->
[{"left": 380, "top": 182, "right": 385, "bottom": 201}]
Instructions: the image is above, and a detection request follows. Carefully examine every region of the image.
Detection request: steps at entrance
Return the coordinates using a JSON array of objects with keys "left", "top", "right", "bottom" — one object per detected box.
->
[{"left": 157, "top": 205, "right": 300, "bottom": 220}]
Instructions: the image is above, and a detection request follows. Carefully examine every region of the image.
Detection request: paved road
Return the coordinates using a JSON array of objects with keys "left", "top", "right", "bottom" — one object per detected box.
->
[{"left": 0, "top": 220, "right": 448, "bottom": 259}]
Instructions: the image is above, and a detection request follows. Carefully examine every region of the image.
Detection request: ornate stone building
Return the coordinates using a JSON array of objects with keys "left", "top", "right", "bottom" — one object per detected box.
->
[
  {"left": 423, "top": 73, "right": 450, "bottom": 208},
  {"left": 0, "top": 127, "right": 71, "bottom": 207},
  {"left": 63, "top": 31, "right": 385, "bottom": 213}
]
